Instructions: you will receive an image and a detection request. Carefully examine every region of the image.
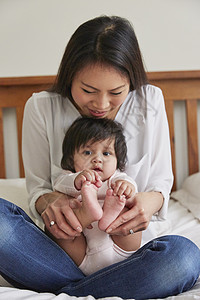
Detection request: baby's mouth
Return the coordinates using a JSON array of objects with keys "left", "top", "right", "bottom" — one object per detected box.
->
[{"left": 93, "top": 167, "right": 103, "bottom": 172}]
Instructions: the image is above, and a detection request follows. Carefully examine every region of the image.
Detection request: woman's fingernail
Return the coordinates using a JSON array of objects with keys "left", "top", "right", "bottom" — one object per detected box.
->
[{"left": 106, "top": 228, "right": 112, "bottom": 233}]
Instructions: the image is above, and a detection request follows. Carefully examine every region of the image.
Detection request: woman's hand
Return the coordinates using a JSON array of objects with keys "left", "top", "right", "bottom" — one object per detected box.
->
[
  {"left": 36, "top": 191, "right": 82, "bottom": 240},
  {"left": 106, "top": 191, "right": 164, "bottom": 236}
]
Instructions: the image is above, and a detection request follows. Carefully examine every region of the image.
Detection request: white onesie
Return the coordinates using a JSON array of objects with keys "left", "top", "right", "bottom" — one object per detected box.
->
[{"left": 54, "top": 170, "right": 138, "bottom": 275}]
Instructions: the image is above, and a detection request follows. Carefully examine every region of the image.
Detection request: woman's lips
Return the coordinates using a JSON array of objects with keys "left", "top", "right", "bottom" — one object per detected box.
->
[{"left": 88, "top": 109, "right": 108, "bottom": 117}]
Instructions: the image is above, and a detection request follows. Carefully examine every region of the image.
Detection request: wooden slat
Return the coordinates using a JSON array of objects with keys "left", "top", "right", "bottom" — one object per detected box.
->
[
  {"left": 0, "top": 108, "right": 6, "bottom": 178},
  {"left": 147, "top": 70, "right": 200, "bottom": 80},
  {"left": 0, "top": 79, "right": 54, "bottom": 178},
  {"left": 149, "top": 78, "right": 200, "bottom": 101},
  {"left": 16, "top": 105, "right": 25, "bottom": 178},
  {"left": 0, "top": 75, "right": 55, "bottom": 86},
  {"left": 165, "top": 100, "right": 176, "bottom": 191},
  {"left": 0, "top": 84, "right": 52, "bottom": 107},
  {"left": 186, "top": 99, "right": 199, "bottom": 175}
]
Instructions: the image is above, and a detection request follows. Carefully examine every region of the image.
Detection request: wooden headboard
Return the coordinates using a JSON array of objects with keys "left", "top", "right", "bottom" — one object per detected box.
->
[{"left": 0, "top": 70, "right": 200, "bottom": 191}]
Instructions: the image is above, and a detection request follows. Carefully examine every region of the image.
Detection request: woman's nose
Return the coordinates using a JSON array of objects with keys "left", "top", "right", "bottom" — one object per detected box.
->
[{"left": 93, "top": 94, "right": 109, "bottom": 110}]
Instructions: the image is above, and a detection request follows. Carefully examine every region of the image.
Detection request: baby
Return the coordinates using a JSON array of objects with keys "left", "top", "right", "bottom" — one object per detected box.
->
[{"left": 52, "top": 117, "right": 142, "bottom": 275}]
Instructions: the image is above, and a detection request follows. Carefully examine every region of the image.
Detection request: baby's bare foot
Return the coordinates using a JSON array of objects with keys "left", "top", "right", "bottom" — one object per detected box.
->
[
  {"left": 98, "top": 189, "right": 126, "bottom": 231},
  {"left": 75, "top": 181, "right": 103, "bottom": 228}
]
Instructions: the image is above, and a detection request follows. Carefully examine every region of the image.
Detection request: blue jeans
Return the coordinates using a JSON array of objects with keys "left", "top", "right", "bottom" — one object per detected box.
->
[{"left": 0, "top": 198, "right": 200, "bottom": 300}]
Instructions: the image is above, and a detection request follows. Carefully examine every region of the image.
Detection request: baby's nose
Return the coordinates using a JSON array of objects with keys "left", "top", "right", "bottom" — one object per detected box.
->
[{"left": 92, "top": 155, "right": 102, "bottom": 163}]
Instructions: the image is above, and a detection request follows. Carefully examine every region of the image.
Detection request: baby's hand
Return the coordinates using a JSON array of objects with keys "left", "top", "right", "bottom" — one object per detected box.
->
[
  {"left": 75, "top": 169, "right": 102, "bottom": 190},
  {"left": 111, "top": 180, "right": 136, "bottom": 199}
]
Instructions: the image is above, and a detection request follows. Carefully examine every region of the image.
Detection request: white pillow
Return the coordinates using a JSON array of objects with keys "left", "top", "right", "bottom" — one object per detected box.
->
[
  {"left": 0, "top": 178, "right": 30, "bottom": 216},
  {"left": 171, "top": 172, "right": 200, "bottom": 221}
]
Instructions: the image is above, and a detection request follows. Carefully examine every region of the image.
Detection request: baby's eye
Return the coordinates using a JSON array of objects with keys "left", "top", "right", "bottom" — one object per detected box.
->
[
  {"left": 83, "top": 150, "right": 92, "bottom": 155},
  {"left": 103, "top": 152, "right": 110, "bottom": 156}
]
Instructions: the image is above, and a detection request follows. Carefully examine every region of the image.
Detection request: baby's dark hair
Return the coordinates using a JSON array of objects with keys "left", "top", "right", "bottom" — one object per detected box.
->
[{"left": 61, "top": 117, "right": 127, "bottom": 172}]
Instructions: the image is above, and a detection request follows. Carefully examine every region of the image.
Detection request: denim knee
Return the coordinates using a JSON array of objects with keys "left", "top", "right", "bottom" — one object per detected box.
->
[
  {"left": 174, "top": 235, "right": 200, "bottom": 290},
  {"left": 0, "top": 198, "right": 15, "bottom": 245},
  {"left": 156, "top": 235, "right": 200, "bottom": 294}
]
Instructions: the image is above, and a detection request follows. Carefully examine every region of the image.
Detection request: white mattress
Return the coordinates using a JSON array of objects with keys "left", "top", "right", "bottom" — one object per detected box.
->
[{"left": 0, "top": 175, "right": 200, "bottom": 300}]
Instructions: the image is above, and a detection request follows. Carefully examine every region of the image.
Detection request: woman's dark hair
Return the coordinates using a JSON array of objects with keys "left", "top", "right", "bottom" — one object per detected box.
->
[
  {"left": 51, "top": 15, "right": 147, "bottom": 100},
  {"left": 61, "top": 117, "right": 127, "bottom": 172}
]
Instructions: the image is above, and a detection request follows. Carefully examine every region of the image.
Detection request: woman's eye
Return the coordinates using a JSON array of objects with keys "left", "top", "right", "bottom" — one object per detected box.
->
[
  {"left": 111, "top": 91, "right": 122, "bottom": 95},
  {"left": 82, "top": 88, "right": 94, "bottom": 94},
  {"left": 83, "top": 150, "right": 92, "bottom": 155}
]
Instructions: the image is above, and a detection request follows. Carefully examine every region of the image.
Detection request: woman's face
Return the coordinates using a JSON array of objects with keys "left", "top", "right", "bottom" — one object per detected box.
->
[{"left": 71, "top": 64, "right": 130, "bottom": 119}]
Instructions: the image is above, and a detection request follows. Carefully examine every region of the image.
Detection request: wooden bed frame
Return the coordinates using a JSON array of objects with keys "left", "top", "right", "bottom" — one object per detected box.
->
[{"left": 0, "top": 70, "right": 200, "bottom": 191}]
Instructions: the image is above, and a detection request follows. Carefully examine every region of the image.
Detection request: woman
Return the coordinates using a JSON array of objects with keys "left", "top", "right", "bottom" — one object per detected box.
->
[{"left": 0, "top": 15, "right": 199, "bottom": 299}]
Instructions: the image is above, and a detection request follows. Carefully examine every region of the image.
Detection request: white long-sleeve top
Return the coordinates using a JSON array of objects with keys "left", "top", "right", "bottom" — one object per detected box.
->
[{"left": 22, "top": 85, "right": 173, "bottom": 244}]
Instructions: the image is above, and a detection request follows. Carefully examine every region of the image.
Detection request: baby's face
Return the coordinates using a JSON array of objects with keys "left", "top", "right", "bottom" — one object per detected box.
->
[{"left": 74, "top": 138, "right": 117, "bottom": 181}]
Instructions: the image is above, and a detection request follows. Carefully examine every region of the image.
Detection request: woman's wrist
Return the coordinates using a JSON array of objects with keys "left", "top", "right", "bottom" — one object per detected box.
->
[
  {"left": 35, "top": 191, "right": 63, "bottom": 215},
  {"left": 149, "top": 191, "right": 164, "bottom": 214},
  {"left": 135, "top": 191, "right": 164, "bottom": 217}
]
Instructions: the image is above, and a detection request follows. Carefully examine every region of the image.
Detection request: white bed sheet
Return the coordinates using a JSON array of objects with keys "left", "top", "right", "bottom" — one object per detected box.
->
[{"left": 0, "top": 178, "right": 200, "bottom": 300}]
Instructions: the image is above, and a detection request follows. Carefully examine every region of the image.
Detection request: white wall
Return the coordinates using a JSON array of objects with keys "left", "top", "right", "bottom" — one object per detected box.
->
[
  {"left": 1, "top": 0, "right": 200, "bottom": 76},
  {"left": 1, "top": 0, "right": 200, "bottom": 188}
]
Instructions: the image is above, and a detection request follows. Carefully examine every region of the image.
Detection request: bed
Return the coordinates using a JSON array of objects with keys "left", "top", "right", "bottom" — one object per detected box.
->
[{"left": 0, "top": 70, "right": 200, "bottom": 299}]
